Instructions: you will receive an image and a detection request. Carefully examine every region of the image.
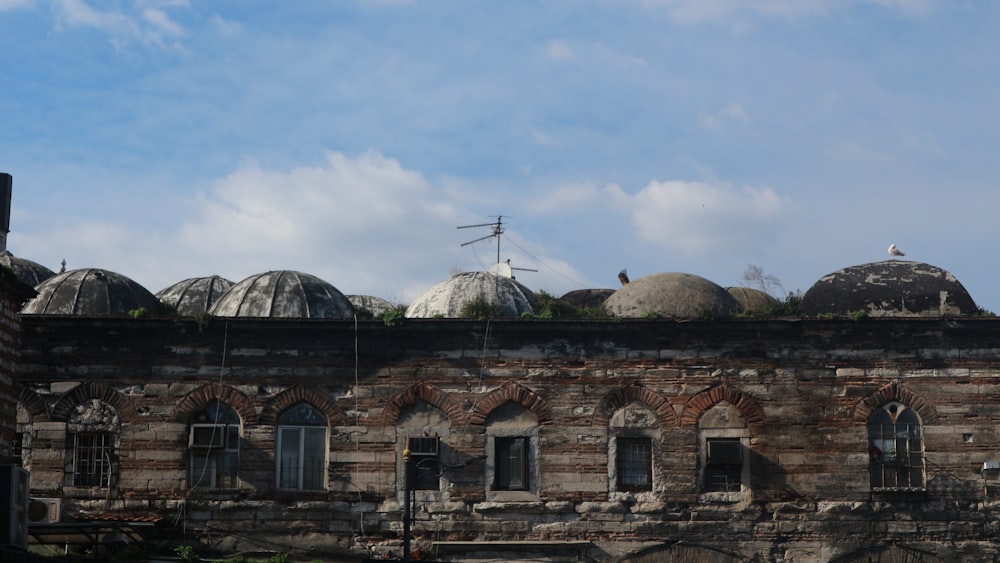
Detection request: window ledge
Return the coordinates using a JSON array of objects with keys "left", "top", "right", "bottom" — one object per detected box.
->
[{"left": 697, "top": 491, "right": 748, "bottom": 504}]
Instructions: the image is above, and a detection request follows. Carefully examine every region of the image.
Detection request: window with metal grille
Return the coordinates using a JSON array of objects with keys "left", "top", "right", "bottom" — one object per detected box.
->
[
  {"left": 869, "top": 402, "right": 924, "bottom": 491},
  {"left": 276, "top": 403, "right": 328, "bottom": 491},
  {"left": 494, "top": 436, "right": 529, "bottom": 490},
  {"left": 73, "top": 432, "right": 114, "bottom": 487},
  {"left": 616, "top": 438, "right": 652, "bottom": 492},
  {"left": 12, "top": 432, "right": 22, "bottom": 467},
  {"left": 704, "top": 438, "right": 743, "bottom": 493},
  {"left": 407, "top": 436, "right": 441, "bottom": 490}
]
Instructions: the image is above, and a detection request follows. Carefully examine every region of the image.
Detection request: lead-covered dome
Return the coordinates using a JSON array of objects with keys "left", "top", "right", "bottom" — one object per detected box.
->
[
  {"left": 405, "top": 271, "right": 535, "bottom": 318},
  {"left": 800, "top": 260, "right": 977, "bottom": 318},
  {"left": 209, "top": 271, "right": 354, "bottom": 318},
  {"left": 0, "top": 251, "right": 55, "bottom": 287},
  {"left": 22, "top": 268, "right": 164, "bottom": 316},
  {"left": 726, "top": 287, "right": 779, "bottom": 313},
  {"left": 348, "top": 295, "right": 395, "bottom": 316},
  {"left": 604, "top": 272, "right": 741, "bottom": 319},
  {"left": 559, "top": 288, "right": 614, "bottom": 309},
  {"left": 157, "top": 275, "right": 234, "bottom": 316}
]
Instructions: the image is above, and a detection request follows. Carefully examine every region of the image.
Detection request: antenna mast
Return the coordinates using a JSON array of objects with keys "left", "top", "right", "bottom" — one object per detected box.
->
[{"left": 457, "top": 216, "right": 507, "bottom": 265}]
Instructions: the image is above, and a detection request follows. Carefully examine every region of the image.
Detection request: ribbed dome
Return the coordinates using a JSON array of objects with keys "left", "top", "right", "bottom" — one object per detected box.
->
[
  {"left": 800, "top": 260, "right": 977, "bottom": 318},
  {"left": 604, "top": 272, "right": 741, "bottom": 319},
  {"left": 348, "top": 295, "right": 395, "bottom": 316},
  {"left": 22, "top": 268, "right": 164, "bottom": 316},
  {"left": 209, "top": 271, "right": 354, "bottom": 318},
  {"left": 0, "top": 251, "right": 55, "bottom": 287},
  {"left": 157, "top": 276, "right": 234, "bottom": 316},
  {"left": 405, "top": 271, "right": 535, "bottom": 318},
  {"left": 726, "top": 287, "right": 779, "bottom": 313}
]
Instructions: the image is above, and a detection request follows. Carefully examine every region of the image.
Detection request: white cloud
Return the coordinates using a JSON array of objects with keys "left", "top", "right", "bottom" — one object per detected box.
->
[
  {"left": 530, "top": 183, "right": 603, "bottom": 212},
  {"left": 633, "top": 0, "right": 935, "bottom": 24},
  {"left": 700, "top": 103, "right": 749, "bottom": 130},
  {"left": 143, "top": 7, "right": 185, "bottom": 38},
  {"left": 207, "top": 14, "right": 241, "bottom": 36},
  {"left": 169, "top": 151, "right": 467, "bottom": 300},
  {"left": 545, "top": 40, "right": 575, "bottom": 62},
  {"left": 51, "top": 0, "right": 189, "bottom": 48},
  {"left": 0, "top": 0, "right": 33, "bottom": 10},
  {"left": 625, "top": 180, "right": 790, "bottom": 254}
]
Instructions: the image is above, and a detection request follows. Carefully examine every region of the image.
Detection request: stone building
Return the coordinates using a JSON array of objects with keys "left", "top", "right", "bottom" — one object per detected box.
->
[{"left": 8, "top": 251, "right": 1000, "bottom": 562}]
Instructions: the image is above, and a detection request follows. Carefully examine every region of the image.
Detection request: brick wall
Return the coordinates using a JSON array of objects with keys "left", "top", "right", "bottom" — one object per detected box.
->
[{"left": 16, "top": 316, "right": 1000, "bottom": 561}]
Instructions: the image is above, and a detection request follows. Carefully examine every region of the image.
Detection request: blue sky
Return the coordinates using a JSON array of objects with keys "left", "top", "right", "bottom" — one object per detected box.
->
[{"left": 2, "top": 0, "right": 999, "bottom": 311}]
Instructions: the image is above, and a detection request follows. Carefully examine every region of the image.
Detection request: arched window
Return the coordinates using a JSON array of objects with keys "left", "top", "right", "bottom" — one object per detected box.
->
[
  {"left": 485, "top": 402, "right": 538, "bottom": 501},
  {"left": 697, "top": 402, "right": 749, "bottom": 497},
  {"left": 396, "top": 401, "right": 450, "bottom": 494},
  {"left": 189, "top": 400, "right": 241, "bottom": 489},
  {"left": 66, "top": 400, "right": 120, "bottom": 488},
  {"left": 608, "top": 403, "right": 660, "bottom": 494},
  {"left": 868, "top": 401, "right": 924, "bottom": 490},
  {"left": 276, "top": 403, "right": 328, "bottom": 491}
]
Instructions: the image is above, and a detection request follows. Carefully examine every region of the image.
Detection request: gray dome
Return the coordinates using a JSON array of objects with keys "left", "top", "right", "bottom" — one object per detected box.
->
[
  {"left": 800, "top": 260, "right": 977, "bottom": 318},
  {"left": 348, "top": 295, "right": 395, "bottom": 316},
  {"left": 604, "top": 272, "right": 741, "bottom": 319},
  {"left": 0, "top": 251, "right": 55, "bottom": 287},
  {"left": 560, "top": 288, "right": 614, "bottom": 309},
  {"left": 405, "top": 272, "right": 535, "bottom": 318},
  {"left": 209, "top": 271, "right": 354, "bottom": 319},
  {"left": 22, "top": 268, "right": 164, "bottom": 316},
  {"left": 157, "top": 276, "right": 234, "bottom": 316},
  {"left": 726, "top": 287, "right": 779, "bottom": 313}
]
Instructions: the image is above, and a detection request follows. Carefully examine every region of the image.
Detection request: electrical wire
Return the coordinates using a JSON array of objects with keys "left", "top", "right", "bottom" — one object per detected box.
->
[{"left": 502, "top": 233, "right": 587, "bottom": 288}]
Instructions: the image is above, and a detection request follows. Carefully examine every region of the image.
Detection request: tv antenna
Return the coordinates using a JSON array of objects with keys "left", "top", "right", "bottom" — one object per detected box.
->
[{"left": 458, "top": 216, "right": 507, "bottom": 266}]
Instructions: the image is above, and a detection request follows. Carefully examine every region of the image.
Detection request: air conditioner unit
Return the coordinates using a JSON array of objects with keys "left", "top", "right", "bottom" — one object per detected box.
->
[
  {"left": 408, "top": 436, "right": 439, "bottom": 456},
  {"left": 28, "top": 498, "right": 62, "bottom": 524},
  {"left": 27, "top": 498, "right": 61, "bottom": 524},
  {"left": 0, "top": 464, "right": 28, "bottom": 548},
  {"left": 190, "top": 425, "right": 226, "bottom": 448}
]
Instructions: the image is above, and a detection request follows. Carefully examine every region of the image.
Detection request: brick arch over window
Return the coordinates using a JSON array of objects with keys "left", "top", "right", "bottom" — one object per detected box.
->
[
  {"left": 260, "top": 386, "right": 342, "bottom": 426},
  {"left": 50, "top": 382, "right": 137, "bottom": 423},
  {"left": 383, "top": 381, "right": 465, "bottom": 425},
  {"left": 468, "top": 380, "right": 552, "bottom": 425},
  {"left": 680, "top": 384, "right": 765, "bottom": 428},
  {"left": 173, "top": 382, "right": 258, "bottom": 425},
  {"left": 853, "top": 382, "right": 938, "bottom": 424},
  {"left": 17, "top": 384, "right": 49, "bottom": 422},
  {"left": 592, "top": 385, "right": 678, "bottom": 427}
]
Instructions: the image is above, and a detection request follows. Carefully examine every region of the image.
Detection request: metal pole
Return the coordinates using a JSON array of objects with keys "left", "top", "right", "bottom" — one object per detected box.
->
[{"left": 402, "top": 439, "right": 412, "bottom": 562}]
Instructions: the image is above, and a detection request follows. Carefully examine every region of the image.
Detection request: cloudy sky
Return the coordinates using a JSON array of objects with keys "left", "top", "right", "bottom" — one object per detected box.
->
[{"left": 2, "top": 0, "right": 998, "bottom": 311}]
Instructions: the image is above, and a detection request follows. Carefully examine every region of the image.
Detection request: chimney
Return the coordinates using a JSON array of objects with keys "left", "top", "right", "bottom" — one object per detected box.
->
[
  {"left": 618, "top": 268, "right": 629, "bottom": 286},
  {"left": 0, "top": 173, "right": 10, "bottom": 254}
]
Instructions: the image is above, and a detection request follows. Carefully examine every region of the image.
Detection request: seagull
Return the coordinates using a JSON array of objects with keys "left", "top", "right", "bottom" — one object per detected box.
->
[{"left": 888, "top": 244, "right": 905, "bottom": 257}]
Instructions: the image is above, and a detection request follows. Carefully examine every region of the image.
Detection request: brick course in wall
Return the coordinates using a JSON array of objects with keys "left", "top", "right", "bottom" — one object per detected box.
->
[{"left": 15, "top": 316, "right": 1000, "bottom": 562}]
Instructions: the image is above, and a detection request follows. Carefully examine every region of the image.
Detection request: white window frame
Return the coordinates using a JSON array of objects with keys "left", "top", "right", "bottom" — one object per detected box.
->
[{"left": 276, "top": 425, "right": 328, "bottom": 491}]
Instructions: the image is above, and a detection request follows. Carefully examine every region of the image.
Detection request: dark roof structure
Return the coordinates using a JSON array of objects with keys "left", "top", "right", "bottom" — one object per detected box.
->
[
  {"left": 559, "top": 288, "right": 614, "bottom": 309},
  {"left": 208, "top": 270, "right": 354, "bottom": 319},
  {"left": 156, "top": 275, "right": 234, "bottom": 316},
  {"left": 0, "top": 250, "right": 55, "bottom": 287},
  {"left": 799, "top": 260, "right": 978, "bottom": 318},
  {"left": 21, "top": 268, "right": 164, "bottom": 316}
]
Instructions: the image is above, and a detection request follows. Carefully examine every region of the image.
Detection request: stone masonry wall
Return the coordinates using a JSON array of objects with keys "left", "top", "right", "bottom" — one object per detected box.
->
[{"left": 15, "top": 316, "right": 1000, "bottom": 562}]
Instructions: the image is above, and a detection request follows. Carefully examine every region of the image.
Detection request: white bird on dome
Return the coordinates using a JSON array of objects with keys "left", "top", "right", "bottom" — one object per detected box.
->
[{"left": 888, "top": 244, "right": 905, "bottom": 257}]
